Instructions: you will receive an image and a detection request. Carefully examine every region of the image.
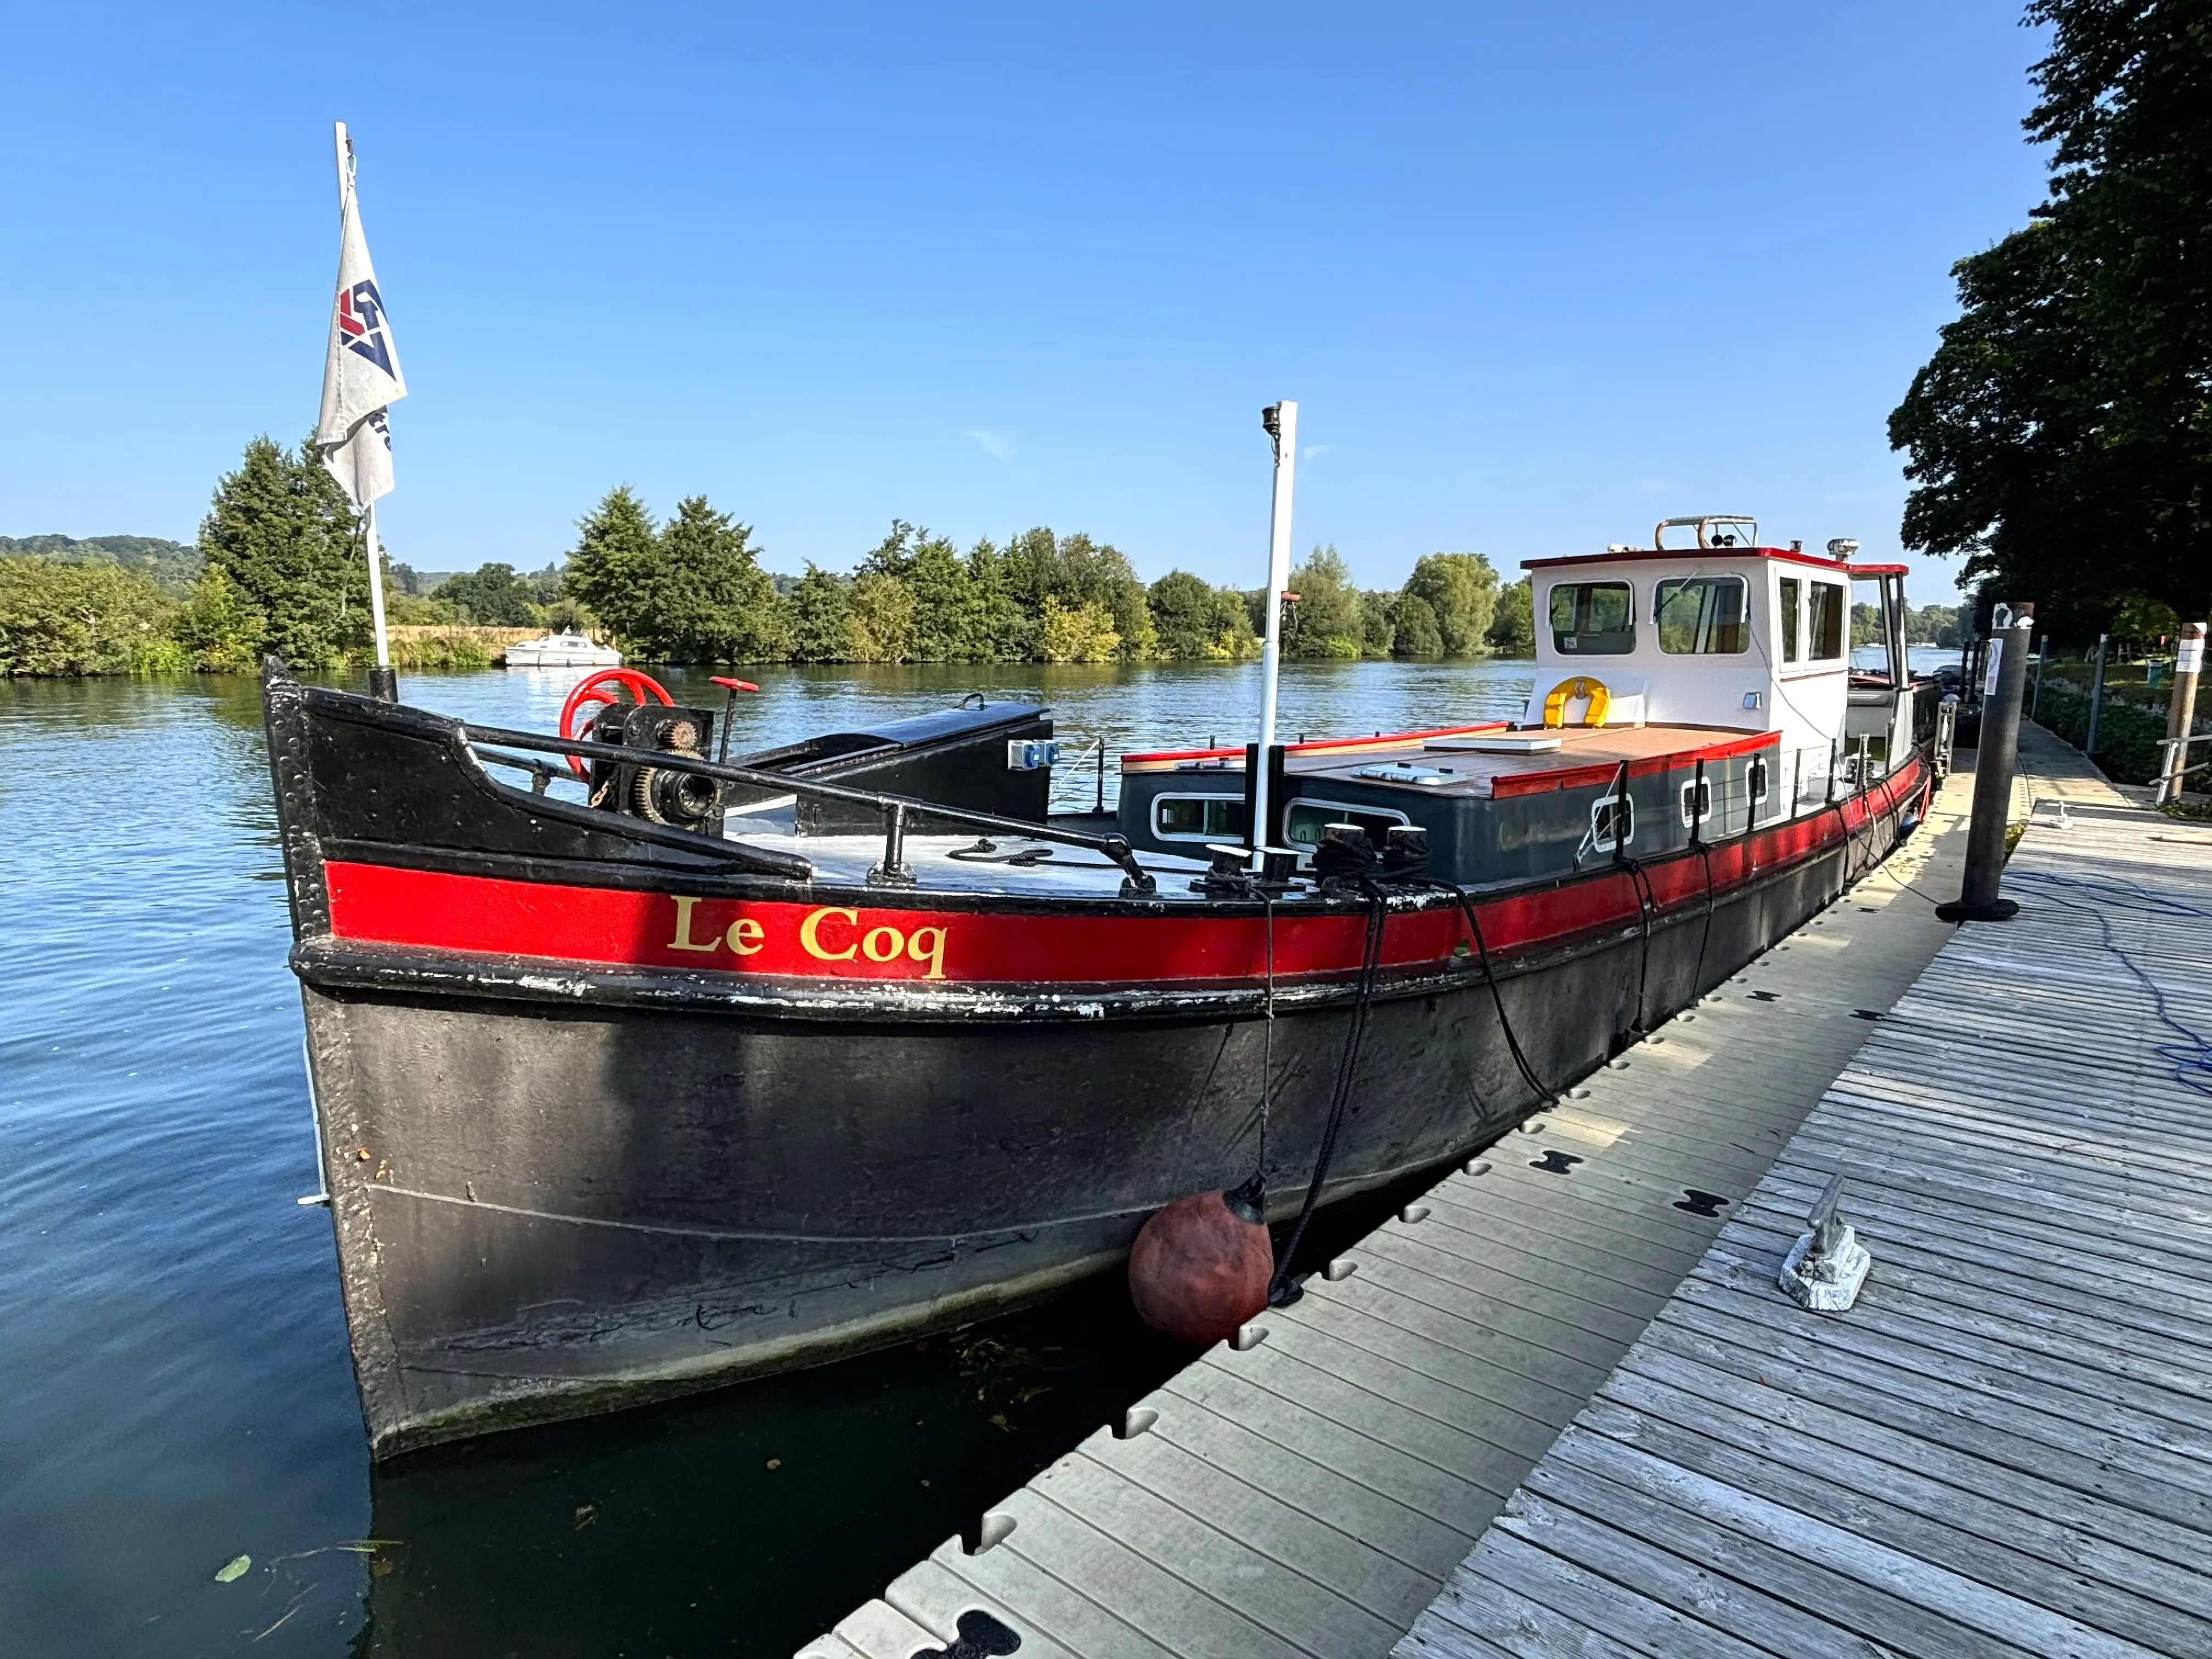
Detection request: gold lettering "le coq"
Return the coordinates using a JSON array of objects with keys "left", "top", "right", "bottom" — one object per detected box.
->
[{"left": 667, "top": 895, "right": 949, "bottom": 979}]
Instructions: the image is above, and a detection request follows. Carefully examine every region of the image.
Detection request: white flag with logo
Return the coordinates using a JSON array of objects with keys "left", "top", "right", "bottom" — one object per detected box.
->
[{"left": 316, "top": 138, "right": 407, "bottom": 507}]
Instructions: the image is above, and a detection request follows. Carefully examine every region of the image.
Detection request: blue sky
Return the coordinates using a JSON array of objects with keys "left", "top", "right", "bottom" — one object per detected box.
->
[{"left": 3, "top": 3, "right": 2049, "bottom": 602}]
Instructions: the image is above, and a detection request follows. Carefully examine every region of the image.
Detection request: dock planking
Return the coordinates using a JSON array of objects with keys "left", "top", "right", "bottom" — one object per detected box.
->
[
  {"left": 1397, "top": 747, "right": 2212, "bottom": 1659},
  {"left": 797, "top": 736, "right": 2065, "bottom": 1658}
]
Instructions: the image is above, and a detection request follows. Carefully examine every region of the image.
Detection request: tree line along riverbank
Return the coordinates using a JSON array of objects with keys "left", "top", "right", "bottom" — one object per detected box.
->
[
  {"left": 2, "top": 436, "right": 1544, "bottom": 678},
  {"left": 4, "top": 436, "right": 1982, "bottom": 680}
]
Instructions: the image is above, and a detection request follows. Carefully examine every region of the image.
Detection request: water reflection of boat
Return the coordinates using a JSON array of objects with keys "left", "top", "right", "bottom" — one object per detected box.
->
[{"left": 266, "top": 514, "right": 1948, "bottom": 1458}]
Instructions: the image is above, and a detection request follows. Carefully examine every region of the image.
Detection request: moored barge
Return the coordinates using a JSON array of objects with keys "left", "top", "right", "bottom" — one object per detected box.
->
[{"left": 267, "top": 514, "right": 1947, "bottom": 1456}]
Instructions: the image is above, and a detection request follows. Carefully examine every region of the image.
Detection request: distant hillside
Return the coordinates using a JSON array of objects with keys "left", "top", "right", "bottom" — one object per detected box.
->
[{"left": 0, "top": 534, "right": 200, "bottom": 590}]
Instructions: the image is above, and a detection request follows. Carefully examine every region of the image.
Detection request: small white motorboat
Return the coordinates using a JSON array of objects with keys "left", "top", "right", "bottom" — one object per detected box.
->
[{"left": 503, "top": 631, "right": 622, "bottom": 669}]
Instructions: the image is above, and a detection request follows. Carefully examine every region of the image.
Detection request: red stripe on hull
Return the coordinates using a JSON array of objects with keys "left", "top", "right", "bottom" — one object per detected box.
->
[{"left": 323, "top": 757, "right": 1921, "bottom": 989}]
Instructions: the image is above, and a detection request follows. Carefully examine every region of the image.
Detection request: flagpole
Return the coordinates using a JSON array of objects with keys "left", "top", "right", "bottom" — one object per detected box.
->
[
  {"left": 364, "top": 499, "right": 393, "bottom": 690},
  {"left": 1252, "top": 400, "right": 1297, "bottom": 867},
  {"left": 335, "top": 119, "right": 397, "bottom": 702}
]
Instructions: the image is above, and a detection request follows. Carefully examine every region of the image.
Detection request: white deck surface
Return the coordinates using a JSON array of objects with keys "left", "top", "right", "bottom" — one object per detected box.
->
[
  {"left": 797, "top": 740, "right": 2030, "bottom": 1658},
  {"left": 1397, "top": 738, "right": 2212, "bottom": 1657}
]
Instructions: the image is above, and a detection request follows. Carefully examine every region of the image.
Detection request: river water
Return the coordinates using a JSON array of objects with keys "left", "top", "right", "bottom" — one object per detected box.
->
[{"left": 0, "top": 658, "right": 1539, "bottom": 1659}]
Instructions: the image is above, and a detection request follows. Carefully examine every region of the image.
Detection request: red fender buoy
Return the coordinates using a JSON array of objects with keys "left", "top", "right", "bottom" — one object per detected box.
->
[{"left": 1128, "top": 1185, "right": 1273, "bottom": 1346}]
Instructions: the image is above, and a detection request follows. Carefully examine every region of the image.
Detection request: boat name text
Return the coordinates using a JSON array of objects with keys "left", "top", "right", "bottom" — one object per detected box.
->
[{"left": 667, "top": 895, "right": 949, "bottom": 978}]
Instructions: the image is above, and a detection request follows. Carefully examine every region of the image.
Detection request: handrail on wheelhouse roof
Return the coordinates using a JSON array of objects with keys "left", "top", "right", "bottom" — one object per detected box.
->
[
  {"left": 1521, "top": 545, "right": 1898, "bottom": 579},
  {"left": 456, "top": 719, "right": 1159, "bottom": 894}
]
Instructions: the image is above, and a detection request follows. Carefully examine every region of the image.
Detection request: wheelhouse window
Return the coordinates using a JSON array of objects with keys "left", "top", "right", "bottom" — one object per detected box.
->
[
  {"left": 1808, "top": 582, "right": 1846, "bottom": 661},
  {"left": 1284, "top": 800, "right": 1409, "bottom": 849},
  {"left": 1654, "top": 575, "right": 1748, "bottom": 654},
  {"left": 1778, "top": 577, "right": 1801, "bottom": 664},
  {"left": 1153, "top": 794, "right": 1246, "bottom": 842},
  {"left": 1548, "top": 582, "right": 1635, "bottom": 654}
]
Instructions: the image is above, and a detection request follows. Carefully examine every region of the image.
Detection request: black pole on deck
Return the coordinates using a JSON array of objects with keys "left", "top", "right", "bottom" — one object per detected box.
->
[
  {"left": 368, "top": 665, "right": 399, "bottom": 703},
  {"left": 1938, "top": 601, "right": 2034, "bottom": 924}
]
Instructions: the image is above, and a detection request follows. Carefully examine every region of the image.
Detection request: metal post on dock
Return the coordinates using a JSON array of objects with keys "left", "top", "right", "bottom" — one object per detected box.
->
[
  {"left": 1939, "top": 602, "right": 2034, "bottom": 923},
  {"left": 2159, "top": 621, "right": 2206, "bottom": 805},
  {"left": 2086, "top": 633, "right": 2109, "bottom": 754},
  {"left": 2030, "top": 629, "right": 2046, "bottom": 721}
]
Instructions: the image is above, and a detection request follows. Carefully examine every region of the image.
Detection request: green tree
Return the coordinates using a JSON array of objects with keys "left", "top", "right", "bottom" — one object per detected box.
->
[
  {"left": 1147, "top": 571, "right": 1259, "bottom": 661},
  {"left": 1284, "top": 545, "right": 1363, "bottom": 658},
  {"left": 1393, "top": 593, "right": 1444, "bottom": 656},
  {"left": 1904, "top": 602, "right": 1960, "bottom": 647},
  {"left": 197, "top": 435, "right": 366, "bottom": 668},
  {"left": 170, "top": 563, "right": 267, "bottom": 672},
  {"left": 904, "top": 533, "right": 981, "bottom": 661},
  {"left": 567, "top": 492, "right": 783, "bottom": 661},
  {"left": 1401, "top": 552, "right": 1500, "bottom": 656},
  {"left": 1359, "top": 590, "right": 1397, "bottom": 657},
  {"left": 848, "top": 571, "right": 916, "bottom": 662},
  {"left": 787, "top": 564, "right": 853, "bottom": 661},
  {"left": 0, "top": 556, "right": 182, "bottom": 675},
  {"left": 1039, "top": 596, "right": 1121, "bottom": 662},
  {"left": 438, "top": 562, "right": 544, "bottom": 625},
  {"left": 1486, "top": 577, "right": 1535, "bottom": 655},
  {"left": 1013, "top": 528, "right": 1157, "bottom": 661},
  {"left": 1888, "top": 0, "right": 2212, "bottom": 636},
  {"left": 564, "top": 486, "right": 659, "bottom": 620},
  {"left": 1147, "top": 570, "right": 1215, "bottom": 659},
  {"left": 964, "top": 537, "right": 1036, "bottom": 661}
]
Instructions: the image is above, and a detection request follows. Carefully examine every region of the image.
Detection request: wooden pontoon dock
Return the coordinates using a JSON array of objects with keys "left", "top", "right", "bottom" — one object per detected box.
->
[{"left": 802, "top": 729, "right": 2212, "bottom": 1659}]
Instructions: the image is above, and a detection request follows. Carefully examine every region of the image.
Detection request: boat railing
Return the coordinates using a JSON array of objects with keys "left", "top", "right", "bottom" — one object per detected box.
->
[{"left": 459, "top": 720, "right": 1160, "bottom": 895}]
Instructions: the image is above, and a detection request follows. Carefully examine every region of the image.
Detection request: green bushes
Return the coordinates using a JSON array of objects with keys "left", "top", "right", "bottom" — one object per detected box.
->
[
  {"left": 0, "top": 557, "right": 184, "bottom": 675},
  {"left": 2034, "top": 682, "right": 2170, "bottom": 785}
]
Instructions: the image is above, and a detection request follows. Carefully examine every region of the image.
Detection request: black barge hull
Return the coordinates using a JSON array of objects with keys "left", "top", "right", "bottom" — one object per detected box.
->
[{"left": 268, "top": 675, "right": 1927, "bottom": 1456}]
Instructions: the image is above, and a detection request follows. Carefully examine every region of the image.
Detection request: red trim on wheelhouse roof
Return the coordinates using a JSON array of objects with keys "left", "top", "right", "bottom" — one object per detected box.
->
[
  {"left": 1489, "top": 731, "right": 1780, "bottom": 800},
  {"left": 1521, "top": 546, "right": 1876, "bottom": 575}
]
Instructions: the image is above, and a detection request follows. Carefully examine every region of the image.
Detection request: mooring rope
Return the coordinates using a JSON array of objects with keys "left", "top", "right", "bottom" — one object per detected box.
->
[
  {"left": 1267, "top": 882, "right": 1388, "bottom": 1305},
  {"left": 1431, "top": 879, "right": 1561, "bottom": 1114}
]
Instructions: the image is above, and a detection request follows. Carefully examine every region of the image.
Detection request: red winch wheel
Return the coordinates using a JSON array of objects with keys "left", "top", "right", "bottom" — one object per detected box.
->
[{"left": 558, "top": 668, "right": 674, "bottom": 778}]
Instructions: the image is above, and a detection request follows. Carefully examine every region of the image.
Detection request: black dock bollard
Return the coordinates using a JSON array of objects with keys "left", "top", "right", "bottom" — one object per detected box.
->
[{"left": 1938, "top": 601, "right": 2034, "bottom": 923}]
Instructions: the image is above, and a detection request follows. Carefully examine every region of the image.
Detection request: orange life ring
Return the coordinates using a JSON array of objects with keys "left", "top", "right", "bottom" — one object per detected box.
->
[{"left": 1542, "top": 676, "right": 1610, "bottom": 729}]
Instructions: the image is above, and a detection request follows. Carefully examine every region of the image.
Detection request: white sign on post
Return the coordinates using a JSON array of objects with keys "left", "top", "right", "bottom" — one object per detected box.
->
[
  {"left": 2181, "top": 635, "right": 2205, "bottom": 675},
  {"left": 1983, "top": 637, "right": 2004, "bottom": 696}
]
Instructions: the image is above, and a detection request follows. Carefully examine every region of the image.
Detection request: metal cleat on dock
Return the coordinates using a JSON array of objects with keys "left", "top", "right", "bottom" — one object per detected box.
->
[{"left": 1778, "top": 1172, "right": 1871, "bottom": 1312}]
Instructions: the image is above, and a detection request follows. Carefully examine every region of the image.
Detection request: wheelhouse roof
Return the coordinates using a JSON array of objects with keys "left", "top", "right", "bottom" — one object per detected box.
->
[{"left": 1523, "top": 545, "right": 1895, "bottom": 579}]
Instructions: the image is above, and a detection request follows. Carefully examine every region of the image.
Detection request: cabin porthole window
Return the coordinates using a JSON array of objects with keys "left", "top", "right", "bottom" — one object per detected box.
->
[
  {"left": 1153, "top": 794, "right": 1248, "bottom": 842},
  {"left": 1748, "top": 757, "right": 1770, "bottom": 811},
  {"left": 1679, "top": 777, "right": 1713, "bottom": 828},
  {"left": 1591, "top": 793, "right": 1634, "bottom": 854},
  {"left": 1284, "top": 799, "right": 1410, "bottom": 851}
]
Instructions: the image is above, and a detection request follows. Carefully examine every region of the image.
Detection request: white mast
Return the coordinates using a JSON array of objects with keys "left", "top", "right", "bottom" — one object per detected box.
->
[
  {"left": 1252, "top": 400, "right": 1297, "bottom": 865},
  {"left": 335, "top": 122, "right": 393, "bottom": 685}
]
